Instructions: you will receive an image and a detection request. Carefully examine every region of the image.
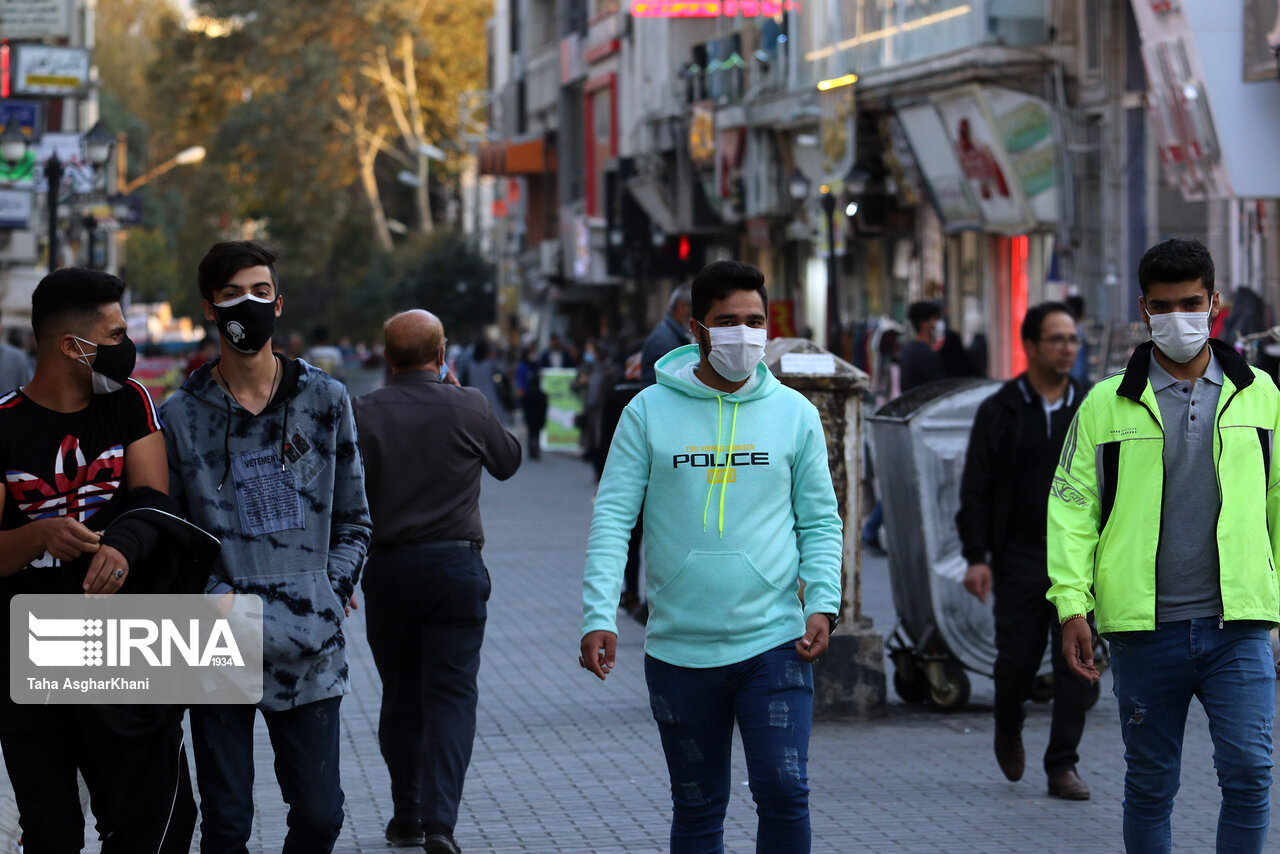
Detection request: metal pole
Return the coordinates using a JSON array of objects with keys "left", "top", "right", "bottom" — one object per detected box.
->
[
  {"left": 46, "top": 152, "right": 63, "bottom": 271},
  {"left": 84, "top": 216, "right": 97, "bottom": 269},
  {"left": 821, "top": 190, "right": 838, "bottom": 350}
]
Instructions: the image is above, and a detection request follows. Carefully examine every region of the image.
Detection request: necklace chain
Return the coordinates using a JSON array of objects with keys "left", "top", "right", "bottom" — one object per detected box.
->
[{"left": 217, "top": 355, "right": 280, "bottom": 411}]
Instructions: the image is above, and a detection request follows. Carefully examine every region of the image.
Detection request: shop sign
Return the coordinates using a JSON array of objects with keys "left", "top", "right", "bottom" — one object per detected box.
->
[
  {"left": 689, "top": 102, "right": 716, "bottom": 168},
  {"left": 630, "top": 0, "right": 798, "bottom": 17},
  {"left": 0, "top": 189, "right": 33, "bottom": 230},
  {"left": 0, "top": 0, "right": 71, "bottom": 39},
  {"left": 12, "top": 44, "right": 89, "bottom": 97}
]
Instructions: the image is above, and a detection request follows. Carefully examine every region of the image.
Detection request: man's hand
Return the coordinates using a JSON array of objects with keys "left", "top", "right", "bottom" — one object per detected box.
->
[
  {"left": 442, "top": 369, "right": 461, "bottom": 387},
  {"left": 963, "top": 563, "right": 993, "bottom": 603},
  {"left": 41, "top": 517, "right": 100, "bottom": 562},
  {"left": 1062, "top": 617, "right": 1100, "bottom": 682},
  {"left": 795, "top": 613, "right": 830, "bottom": 663},
  {"left": 579, "top": 630, "right": 617, "bottom": 681},
  {"left": 83, "top": 544, "right": 128, "bottom": 596},
  {"left": 346, "top": 594, "right": 358, "bottom": 618}
]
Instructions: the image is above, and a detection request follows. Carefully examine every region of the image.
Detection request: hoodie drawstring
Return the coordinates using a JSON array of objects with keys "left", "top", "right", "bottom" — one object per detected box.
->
[
  {"left": 700, "top": 396, "right": 741, "bottom": 538},
  {"left": 217, "top": 397, "right": 232, "bottom": 491},
  {"left": 280, "top": 400, "right": 289, "bottom": 472},
  {"left": 216, "top": 394, "right": 291, "bottom": 489}
]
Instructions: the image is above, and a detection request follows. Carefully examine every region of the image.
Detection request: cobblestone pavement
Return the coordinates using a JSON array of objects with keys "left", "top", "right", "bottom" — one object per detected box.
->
[{"left": 3, "top": 450, "right": 1279, "bottom": 852}]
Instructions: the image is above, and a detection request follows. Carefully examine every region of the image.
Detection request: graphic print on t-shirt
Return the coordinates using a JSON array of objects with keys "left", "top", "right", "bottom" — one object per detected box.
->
[{"left": 6, "top": 434, "right": 124, "bottom": 523}]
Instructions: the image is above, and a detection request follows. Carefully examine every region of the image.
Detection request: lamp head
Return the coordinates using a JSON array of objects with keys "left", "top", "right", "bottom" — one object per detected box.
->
[
  {"left": 0, "top": 122, "right": 29, "bottom": 167},
  {"left": 82, "top": 122, "right": 114, "bottom": 167}
]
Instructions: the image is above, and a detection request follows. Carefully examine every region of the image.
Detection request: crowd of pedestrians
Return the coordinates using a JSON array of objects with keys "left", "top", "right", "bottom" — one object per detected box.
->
[{"left": 0, "top": 238, "right": 1274, "bottom": 854}]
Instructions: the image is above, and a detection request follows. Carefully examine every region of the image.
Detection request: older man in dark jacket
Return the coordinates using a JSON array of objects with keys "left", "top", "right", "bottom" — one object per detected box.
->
[{"left": 956, "top": 300, "right": 1093, "bottom": 801}]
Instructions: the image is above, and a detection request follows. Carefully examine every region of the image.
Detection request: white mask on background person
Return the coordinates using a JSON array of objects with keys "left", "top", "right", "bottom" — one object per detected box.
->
[
  {"left": 1148, "top": 309, "right": 1211, "bottom": 363},
  {"left": 698, "top": 322, "right": 768, "bottom": 382}
]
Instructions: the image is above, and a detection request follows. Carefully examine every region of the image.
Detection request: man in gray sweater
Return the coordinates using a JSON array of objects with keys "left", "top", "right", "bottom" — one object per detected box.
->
[{"left": 354, "top": 309, "right": 521, "bottom": 853}]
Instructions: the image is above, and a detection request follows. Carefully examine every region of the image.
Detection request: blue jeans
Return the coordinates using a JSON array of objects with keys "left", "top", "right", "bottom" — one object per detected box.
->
[
  {"left": 190, "top": 697, "right": 345, "bottom": 854},
  {"left": 645, "top": 643, "right": 813, "bottom": 854},
  {"left": 1108, "top": 619, "right": 1274, "bottom": 854}
]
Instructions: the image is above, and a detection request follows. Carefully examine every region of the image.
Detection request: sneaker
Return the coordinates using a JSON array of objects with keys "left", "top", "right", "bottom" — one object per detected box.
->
[
  {"left": 861, "top": 536, "right": 887, "bottom": 557},
  {"left": 384, "top": 817, "right": 425, "bottom": 847},
  {"left": 424, "top": 833, "right": 462, "bottom": 854}
]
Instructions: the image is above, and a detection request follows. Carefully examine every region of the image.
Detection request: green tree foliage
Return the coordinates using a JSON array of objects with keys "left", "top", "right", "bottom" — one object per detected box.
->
[
  {"left": 96, "top": 0, "right": 493, "bottom": 343},
  {"left": 371, "top": 231, "right": 495, "bottom": 344},
  {"left": 120, "top": 226, "right": 182, "bottom": 304}
]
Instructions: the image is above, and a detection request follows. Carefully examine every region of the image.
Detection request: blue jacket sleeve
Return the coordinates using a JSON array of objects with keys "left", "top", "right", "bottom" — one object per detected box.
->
[
  {"left": 581, "top": 403, "right": 651, "bottom": 637},
  {"left": 328, "top": 392, "right": 372, "bottom": 598}
]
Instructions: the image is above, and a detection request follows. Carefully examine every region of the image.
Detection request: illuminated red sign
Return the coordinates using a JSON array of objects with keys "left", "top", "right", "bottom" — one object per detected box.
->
[{"left": 630, "top": 0, "right": 797, "bottom": 17}]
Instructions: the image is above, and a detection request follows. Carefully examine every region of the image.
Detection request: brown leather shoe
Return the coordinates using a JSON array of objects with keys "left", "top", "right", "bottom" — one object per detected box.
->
[
  {"left": 1048, "top": 768, "right": 1091, "bottom": 800},
  {"left": 994, "top": 730, "right": 1025, "bottom": 782}
]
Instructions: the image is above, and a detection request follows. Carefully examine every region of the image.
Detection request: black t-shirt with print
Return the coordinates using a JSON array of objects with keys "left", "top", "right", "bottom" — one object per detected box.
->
[
  {"left": 0, "top": 379, "right": 162, "bottom": 594},
  {"left": 0, "top": 379, "right": 161, "bottom": 726}
]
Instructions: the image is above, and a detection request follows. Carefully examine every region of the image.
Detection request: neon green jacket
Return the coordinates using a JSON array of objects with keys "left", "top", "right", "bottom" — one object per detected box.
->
[{"left": 1047, "top": 340, "right": 1280, "bottom": 632}]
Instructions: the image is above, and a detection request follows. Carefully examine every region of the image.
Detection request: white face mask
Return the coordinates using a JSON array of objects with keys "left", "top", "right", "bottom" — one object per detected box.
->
[
  {"left": 1148, "top": 309, "right": 1211, "bottom": 363},
  {"left": 698, "top": 322, "right": 767, "bottom": 382}
]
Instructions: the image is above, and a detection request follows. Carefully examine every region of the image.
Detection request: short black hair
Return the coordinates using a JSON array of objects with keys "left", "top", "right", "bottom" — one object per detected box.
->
[
  {"left": 31, "top": 268, "right": 126, "bottom": 343},
  {"left": 1064, "top": 295, "right": 1085, "bottom": 319},
  {"left": 1020, "top": 301, "right": 1074, "bottom": 342},
  {"left": 197, "top": 240, "right": 279, "bottom": 302},
  {"left": 1137, "top": 238, "right": 1214, "bottom": 296},
  {"left": 690, "top": 260, "right": 768, "bottom": 324},
  {"left": 906, "top": 301, "right": 941, "bottom": 333}
]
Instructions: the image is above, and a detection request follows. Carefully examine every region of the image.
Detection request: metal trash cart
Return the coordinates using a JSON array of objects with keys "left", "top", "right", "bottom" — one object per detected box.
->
[{"left": 867, "top": 378, "right": 1098, "bottom": 711}]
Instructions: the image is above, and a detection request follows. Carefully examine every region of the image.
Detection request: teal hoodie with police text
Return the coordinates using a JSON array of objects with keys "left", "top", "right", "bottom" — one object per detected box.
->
[{"left": 581, "top": 344, "right": 843, "bottom": 668}]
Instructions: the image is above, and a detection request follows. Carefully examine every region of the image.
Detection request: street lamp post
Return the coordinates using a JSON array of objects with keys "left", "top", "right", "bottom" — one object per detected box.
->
[
  {"left": 2, "top": 121, "right": 114, "bottom": 270},
  {"left": 820, "top": 188, "right": 838, "bottom": 349},
  {"left": 45, "top": 152, "right": 65, "bottom": 270}
]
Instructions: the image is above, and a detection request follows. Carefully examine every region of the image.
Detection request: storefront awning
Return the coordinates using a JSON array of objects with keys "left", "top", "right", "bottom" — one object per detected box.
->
[
  {"left": 625, "top": 177, "right": 678, "bottom": 233},
  {"left": 478, "top": 138, "right": 556, "bottom": 175}
]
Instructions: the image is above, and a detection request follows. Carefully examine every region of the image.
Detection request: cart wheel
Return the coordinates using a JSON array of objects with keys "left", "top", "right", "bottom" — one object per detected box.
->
[
  {"left": 893, "top": 666, "right": 930, "bottom": 704},
  {"left": 1083, "top": 677, "right": 1101, "bottom": 710},
  {"left": 927, "top": 661, "right": 971, "bottom": 711},
  {"left": 1030, "top": 674, "right": 1053, "bottom": 703}
]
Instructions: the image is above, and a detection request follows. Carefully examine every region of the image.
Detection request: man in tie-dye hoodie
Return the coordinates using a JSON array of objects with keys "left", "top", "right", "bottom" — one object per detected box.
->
[{"left": 161, "top": 241, "right": 371, "bottom": 854}]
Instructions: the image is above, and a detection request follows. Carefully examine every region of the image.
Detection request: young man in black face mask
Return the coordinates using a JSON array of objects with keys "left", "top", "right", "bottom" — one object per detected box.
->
[
  {"left": 0, "top": 267, "right": 197, "bottom": 851},
  {"left": 161, "top": 240, "right": 371, "bottom": 853}
]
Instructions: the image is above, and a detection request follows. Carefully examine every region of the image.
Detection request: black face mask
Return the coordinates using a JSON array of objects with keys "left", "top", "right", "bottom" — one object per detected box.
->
[
  {"left": 73, "top": 334, "right": 137, "bottom": 395},
  {"left": 213, "top": 294, "right": 278, "bottom": 354}
]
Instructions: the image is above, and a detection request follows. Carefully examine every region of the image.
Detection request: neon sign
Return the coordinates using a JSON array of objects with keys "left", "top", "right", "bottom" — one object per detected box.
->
[{"left": 630, "top": 1, "right": 798, "bottom": 18}]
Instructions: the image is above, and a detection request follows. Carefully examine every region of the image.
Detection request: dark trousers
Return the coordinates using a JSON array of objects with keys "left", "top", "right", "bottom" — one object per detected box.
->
[
  {"left": 362, "top": 541, "right": 491, "bottom": 831},
  {"left": 992, "top": 541, "right": 1091, "bottom": 776},
  {"left": 0, "top": 704, "right": 195, "bottom": 854},
  {"left": 190, "top": 697, "right": 345, "bottom": 854}
]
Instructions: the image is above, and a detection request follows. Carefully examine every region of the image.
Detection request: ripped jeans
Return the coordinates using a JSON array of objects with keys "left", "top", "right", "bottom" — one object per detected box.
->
[
  {"left": 1109, "top": 619, "right": 1274, "bottom": 854},
  {"left": 644, "top": 643, "right": 813, "bottom": 854}
]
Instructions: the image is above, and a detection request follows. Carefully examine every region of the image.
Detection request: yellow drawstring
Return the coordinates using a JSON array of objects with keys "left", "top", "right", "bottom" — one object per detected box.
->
[
  {"left": 716, "top": 400, "right": 740, "bottom": 537},
  {"left": 702, "top": 395, "right": 723, "bottom": 533},
  {"left": 700, "top": 395, "right": 741, "bottom": 538}
]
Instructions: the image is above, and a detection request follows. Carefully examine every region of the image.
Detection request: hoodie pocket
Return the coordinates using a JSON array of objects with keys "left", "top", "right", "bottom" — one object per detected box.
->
[
  {"left": 238, "top": 567, "right": 345, "bottom": 662},
  {"left": 655, "top": 550, "right": 784, "bottom": 635}
]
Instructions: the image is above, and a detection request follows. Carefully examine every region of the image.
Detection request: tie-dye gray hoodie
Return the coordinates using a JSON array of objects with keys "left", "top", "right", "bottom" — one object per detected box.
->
[{"left": 161, "top": 357, "right": 371, "bottom": 710}]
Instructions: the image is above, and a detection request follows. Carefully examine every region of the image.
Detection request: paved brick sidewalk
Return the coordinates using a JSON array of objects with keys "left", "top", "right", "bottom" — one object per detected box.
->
[{"left": 2, "top": 451, "right": 1278, "bottom": 852}]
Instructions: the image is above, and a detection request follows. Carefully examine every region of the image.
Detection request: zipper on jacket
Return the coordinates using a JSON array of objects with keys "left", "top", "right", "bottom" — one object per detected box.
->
[
  {"left": 1134, "top": 397, "right": 1166, "bottom": 629},
  {"left": 1212, "top": 386, "right": 1244, "bottom": 622}
]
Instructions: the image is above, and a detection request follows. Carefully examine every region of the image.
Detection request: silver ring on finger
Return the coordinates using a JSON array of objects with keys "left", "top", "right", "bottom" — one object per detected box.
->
[{"left": 113, "top": 568, "right": 125, "bottom": 580}]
